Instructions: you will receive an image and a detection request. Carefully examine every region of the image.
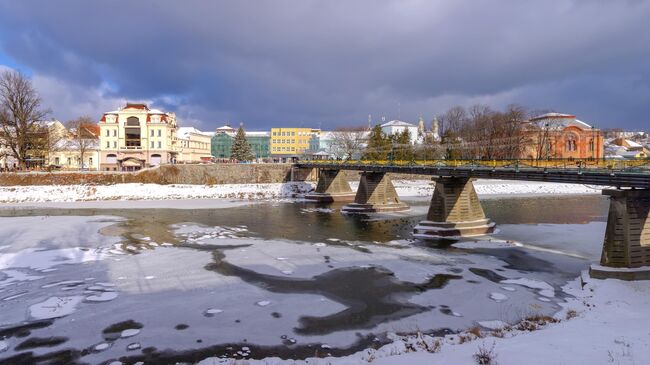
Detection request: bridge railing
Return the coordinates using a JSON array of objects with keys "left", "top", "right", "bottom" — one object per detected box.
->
[{"left": 299, "top": 158, "right": 650, "bottom": 173}]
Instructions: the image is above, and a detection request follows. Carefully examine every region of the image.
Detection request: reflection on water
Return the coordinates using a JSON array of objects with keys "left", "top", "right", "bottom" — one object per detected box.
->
[{"left": 0, "top": 194, "right": 610, "bottom": 363}]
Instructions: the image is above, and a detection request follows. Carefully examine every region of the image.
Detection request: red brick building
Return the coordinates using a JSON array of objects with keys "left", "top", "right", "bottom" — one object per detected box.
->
[{"left": 522, "top": 113, "right": 604, "bottom": 160}]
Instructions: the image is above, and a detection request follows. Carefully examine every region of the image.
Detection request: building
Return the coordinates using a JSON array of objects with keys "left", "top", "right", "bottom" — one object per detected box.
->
[
  {"left": 307, "top": 130, "right": 369, "bottom": 160},
  {"left": 270, "top": 127, "right": 320, "bottom": 158},
  {"left": 210, "top": 125, "right": 270, "bottom": 160},
  {"left": 0, "top": 120, "right": 68, "bottom": 170},
  {"left": 176, "top": 127, "right": 212, "bottom": 163},
  {"left": 98, "top": 103, "right": 179, "bottom": 171},
  {"left": 380, "top": 120, "right": 420, "bottom": 144},
  {"left": 522, "top": 113, "right": 604, "bottom": 160},
  {"left": 49, "top": 123, "right": 101, "bottom": 170},
  {"left": 49, "top": 139, "right": 100, "bottom": 170}
]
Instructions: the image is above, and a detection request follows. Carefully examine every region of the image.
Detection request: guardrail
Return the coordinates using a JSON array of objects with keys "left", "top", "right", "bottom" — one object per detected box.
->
[{"left": 299, "top": 158, "right": 650, "bottom": 173}]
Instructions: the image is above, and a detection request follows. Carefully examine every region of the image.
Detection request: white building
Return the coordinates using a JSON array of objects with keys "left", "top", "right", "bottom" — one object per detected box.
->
[
  {"left": 381, "top": 120, "right": 420, "bottom": 144},
  {"left": 176, "top": 127, "right": 212, "bottom": 163}
]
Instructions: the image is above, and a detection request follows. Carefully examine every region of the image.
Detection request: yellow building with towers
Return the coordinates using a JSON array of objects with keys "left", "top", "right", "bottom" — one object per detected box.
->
[{"left": 270, "top": 127, "right": 320, "bottom": 157}]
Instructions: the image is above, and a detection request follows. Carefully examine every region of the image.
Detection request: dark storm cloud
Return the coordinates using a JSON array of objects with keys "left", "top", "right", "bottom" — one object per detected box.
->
[{"left": 0, "top": 0, "right": 648, "bottom": 129}]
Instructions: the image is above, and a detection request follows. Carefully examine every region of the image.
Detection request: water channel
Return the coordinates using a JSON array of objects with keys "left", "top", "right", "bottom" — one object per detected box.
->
[{"left": 0, "top": 194, "right": 608, "bottom": 364}]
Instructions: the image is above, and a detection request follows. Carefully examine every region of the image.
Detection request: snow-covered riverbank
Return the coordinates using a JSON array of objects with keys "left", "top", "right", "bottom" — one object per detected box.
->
[
  {"left": 197, "top": 274, "right": 650, "bottom": 365},
  {"left": 0, "top": 179, "right": 600, "bottom": 204}
]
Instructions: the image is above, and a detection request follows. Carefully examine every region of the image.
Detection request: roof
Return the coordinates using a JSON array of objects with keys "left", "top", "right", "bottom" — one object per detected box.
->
[
  {"left": 381, "top": 120, "right": 416, "bottom": 128},
  {"left": 216, "top": 125, "right": 235, "bottom": 131},
  {"left": 177, "top": 127, "right": 211, "bottom": 138},
  {"left": 123, "top": 103, "right": 149, "bottom": 111},
  {"left": 528, "top": 113, "right": 593, "bottom": 129},
  {"left": 529, "top": 113, "right": 576, "bottom": 121}
]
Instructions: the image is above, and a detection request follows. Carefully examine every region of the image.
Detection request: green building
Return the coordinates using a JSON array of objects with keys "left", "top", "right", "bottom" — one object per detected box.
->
[{"left": 211, "top": 125, "right": 270, "bottom": 159}]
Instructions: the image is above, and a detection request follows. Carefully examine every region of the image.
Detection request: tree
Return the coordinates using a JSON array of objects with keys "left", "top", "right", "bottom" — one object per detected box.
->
[
  {"left": 363, "top": 125, "right": 391, "bottom": 161},
  {"left": 329, "top": 126, "right": 367, "bottom": 160},
  {"left": 230, "top": 125, "right": 254, "bottom": 161},
  {"left": 0, "top": 70, "right": 50, "bottom": 168},
  {"left": 67, "top": 116, "right": 98, "bottom": 169},
  {"left": 392, "top": 128, "right": 414, "bottom": 161}
]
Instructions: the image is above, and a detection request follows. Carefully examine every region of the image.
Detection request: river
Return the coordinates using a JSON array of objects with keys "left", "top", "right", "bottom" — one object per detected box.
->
[{"left": 0, "top": 194, "right": 608, "bottom": 364}]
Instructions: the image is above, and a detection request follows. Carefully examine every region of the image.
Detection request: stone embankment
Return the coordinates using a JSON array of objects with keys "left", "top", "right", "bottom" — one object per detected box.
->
[{"left": 0, "top": 164, "right": 424, "bottom": 186}]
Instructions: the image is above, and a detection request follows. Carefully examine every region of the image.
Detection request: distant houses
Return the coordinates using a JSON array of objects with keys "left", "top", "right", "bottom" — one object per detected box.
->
[{"left": 1, "top": 104, "right": 646, "bottom": 172}]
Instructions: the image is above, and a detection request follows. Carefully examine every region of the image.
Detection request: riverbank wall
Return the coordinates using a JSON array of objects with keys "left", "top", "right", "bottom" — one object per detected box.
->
[{"left": 0, "top": 164, "right": 425, "bottom": 186}]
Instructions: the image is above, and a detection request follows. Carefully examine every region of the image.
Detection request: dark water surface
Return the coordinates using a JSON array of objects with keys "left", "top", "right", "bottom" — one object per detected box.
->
[{"left": 0, "top": 195, "right": 609, "bottom": 364}]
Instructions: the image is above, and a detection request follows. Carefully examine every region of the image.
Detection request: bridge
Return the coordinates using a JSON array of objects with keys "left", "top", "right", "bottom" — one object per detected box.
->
[{"left": 293, "top": 159, "right": 650, "bottom": 280}]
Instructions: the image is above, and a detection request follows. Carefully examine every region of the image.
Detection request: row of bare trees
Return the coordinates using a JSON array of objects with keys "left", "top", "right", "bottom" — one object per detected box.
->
[
  {"left": 0, "top": 70, "right": 96, "bottom": 170},
  {"left": 319, "top": 104, "right": 561, "bottom": 162}
]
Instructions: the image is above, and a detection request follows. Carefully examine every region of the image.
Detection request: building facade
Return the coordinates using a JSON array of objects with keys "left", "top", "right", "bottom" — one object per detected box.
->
[
  {"left": 99, "top": 103, "right": 179, "bottom": 171},
  {"left": 211, "top": 125, "right": 270, "bottom": 159},
  {"left": 270, "top": 127, "right": 320, "bottom": 157},
  {"left": 523, "top": 113, "right": 604, "bottom": 160},
  {"left": 380, "top": 120, "right": 420, "bottom": 144},
  {"left": 176, "top": 127, "right": 212, "bottom": 163}
]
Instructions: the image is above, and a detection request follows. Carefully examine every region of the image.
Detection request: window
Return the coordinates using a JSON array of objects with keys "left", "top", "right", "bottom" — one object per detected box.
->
[
  {"left": 291, "top": 147, "right": 295, "bottom": 151},
  {"left": 158, "top": 129, "right": 161, "bottom": 137},
  {"left": 106, "top": 141, "right": 110, "bottom": 148},
  {"left": 292, "top": 139, "right": 295, "bottom": 144},
  {"left": 113, "top": 141, "right": 117, "bottom": 148},
  {"left": 273, "top": 132, "right": 276, "bottom": 136},
  {"left": 67, "top": 157, "right": 71, "bottom": 165},
  {"left": 54, "top": 157, "right": 60, "bottom": 165},
  {"left": 151, "top": 130, "right": 154, "bottom": 137},
  {"left": 106, "top": 130, "right": 110, "bottom": 137},
  {"left": 588, "top": 139, "right": 594, "bottom": 152},
  {"left": 113, "top": 130, "right": 117, "bottom": 137},
  {"left": 291, "top": 132, "right": 295, "bottom": 136},
  {"left": 158, "top": 141, "right": 161, "bottom": 148},
  {"left": 151, "top": 141, "right": 154, "bottom": 148},
  {"left": 566, "top": 135, "right": 577, "bottom": 152},
  {"left": 89, "top": 157, "right": 93, "bottom": 165}
]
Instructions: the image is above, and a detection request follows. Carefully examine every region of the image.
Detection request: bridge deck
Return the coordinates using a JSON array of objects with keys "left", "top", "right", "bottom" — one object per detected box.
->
[{"left": 295, "top": 162, "right": 650, "bottom": 188}]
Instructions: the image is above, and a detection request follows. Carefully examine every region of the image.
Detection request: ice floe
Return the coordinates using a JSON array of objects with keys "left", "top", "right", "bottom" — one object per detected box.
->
[
  {"left": 501, "top": 278, "right": 555, "bottom": 298},
  {"left": 28, "top": 296, "right": 85, "bottom": 320}
]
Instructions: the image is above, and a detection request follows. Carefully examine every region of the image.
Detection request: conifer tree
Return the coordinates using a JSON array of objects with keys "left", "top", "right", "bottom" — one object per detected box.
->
[
  {"left": 230, "top": 125, "right": 254, "bottom": 161},
  {"left": 393, "top": 129, "right": 414, "bottom": 161},
  {"left": 363, "top": 125, "right": 391, "bottom": 161}
]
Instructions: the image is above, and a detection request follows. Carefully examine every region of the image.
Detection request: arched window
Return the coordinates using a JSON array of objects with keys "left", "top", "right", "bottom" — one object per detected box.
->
[
  {"left": 125, "top": 117, "right": 141, "bottom": 147},
  {"left": 126, "top": 117, "right": 140, "bottom": 126},
  {"left": 106, "top": 154, "right": 117, "bottom": 164},
  {"left": 566, "top": 134, "right": 578, "bottom": 152},
  {"left": 588, "top": 138, "right": 594, "bottom": 152}
]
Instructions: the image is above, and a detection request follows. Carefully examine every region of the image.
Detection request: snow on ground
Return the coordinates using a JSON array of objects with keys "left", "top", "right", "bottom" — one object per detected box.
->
[
  {"left": 197, "top": 275, "right": 650, "bottom": 365},
  {"left": 0, "top": 178, "right": 599, "bottom": 204}
]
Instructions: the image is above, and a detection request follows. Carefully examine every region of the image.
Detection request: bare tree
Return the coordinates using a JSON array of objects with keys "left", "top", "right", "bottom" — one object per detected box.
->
[
  {"left": 0, "top": 70, "right": 50, "bottom": 169},
  {"left": 329, "top": 126, "right": 368, "bottom": 160},
  {"left": 67, "top": 116, "right": 98, "bottom": 169}
]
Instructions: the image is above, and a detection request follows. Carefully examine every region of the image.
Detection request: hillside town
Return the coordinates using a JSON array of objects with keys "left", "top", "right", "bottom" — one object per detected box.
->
[{"left": 1, "top": 97, "right": 648, "bottom": 172}]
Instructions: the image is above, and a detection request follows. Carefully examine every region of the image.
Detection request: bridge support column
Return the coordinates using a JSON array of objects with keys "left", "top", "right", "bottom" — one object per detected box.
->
[
  {"left": 590, "top": 189, "right": 650, "bottom": 280},
  {"left": 341, "top": 172, "right": 409, "bottom": 213},
  {"left": 305, "top": 169, "right": 356, "bottom": 203},
  {"left": 413, "top": 177, "right": 495, "bottom": 239}
]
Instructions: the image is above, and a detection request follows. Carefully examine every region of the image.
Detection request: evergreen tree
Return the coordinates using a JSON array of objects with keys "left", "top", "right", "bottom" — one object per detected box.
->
[
  {"left": 393, "top": 129, "right": 414, "bottom": 161},
  {"left": 230, "top": 125, "right": 254, "bottom": 161},
  {"left": 363, "top": 125, "right": 391, "bottom": 161}
]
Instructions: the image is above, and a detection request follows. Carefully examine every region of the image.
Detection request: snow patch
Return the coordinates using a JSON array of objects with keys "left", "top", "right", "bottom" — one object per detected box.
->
[{"left": 28, "top": 296, "right": 84, "bottom": 320}]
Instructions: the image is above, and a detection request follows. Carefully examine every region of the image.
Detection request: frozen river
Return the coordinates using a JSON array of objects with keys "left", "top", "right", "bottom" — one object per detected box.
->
[{"left": 0, "top": 195, "right": 608, "bottom": 364}]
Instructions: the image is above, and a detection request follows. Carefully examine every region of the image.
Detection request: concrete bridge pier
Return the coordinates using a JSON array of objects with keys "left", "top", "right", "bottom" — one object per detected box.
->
[
  {"left": 305, "top": 169, "right": 356, "bottom": 203},
  {"left": 341, "top": 172, "right": 409, "bottom": 213},
  {"left": 591, "top": 189, "right": 650, "bottom": 280},
  {"left": 413, "top": 177, "right": 495, "bottom": 239}
]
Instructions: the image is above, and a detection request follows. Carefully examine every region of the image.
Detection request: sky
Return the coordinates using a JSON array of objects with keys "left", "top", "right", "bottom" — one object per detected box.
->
[{"left": 0, "top": 0, "right": 648, "bottom": 131}]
